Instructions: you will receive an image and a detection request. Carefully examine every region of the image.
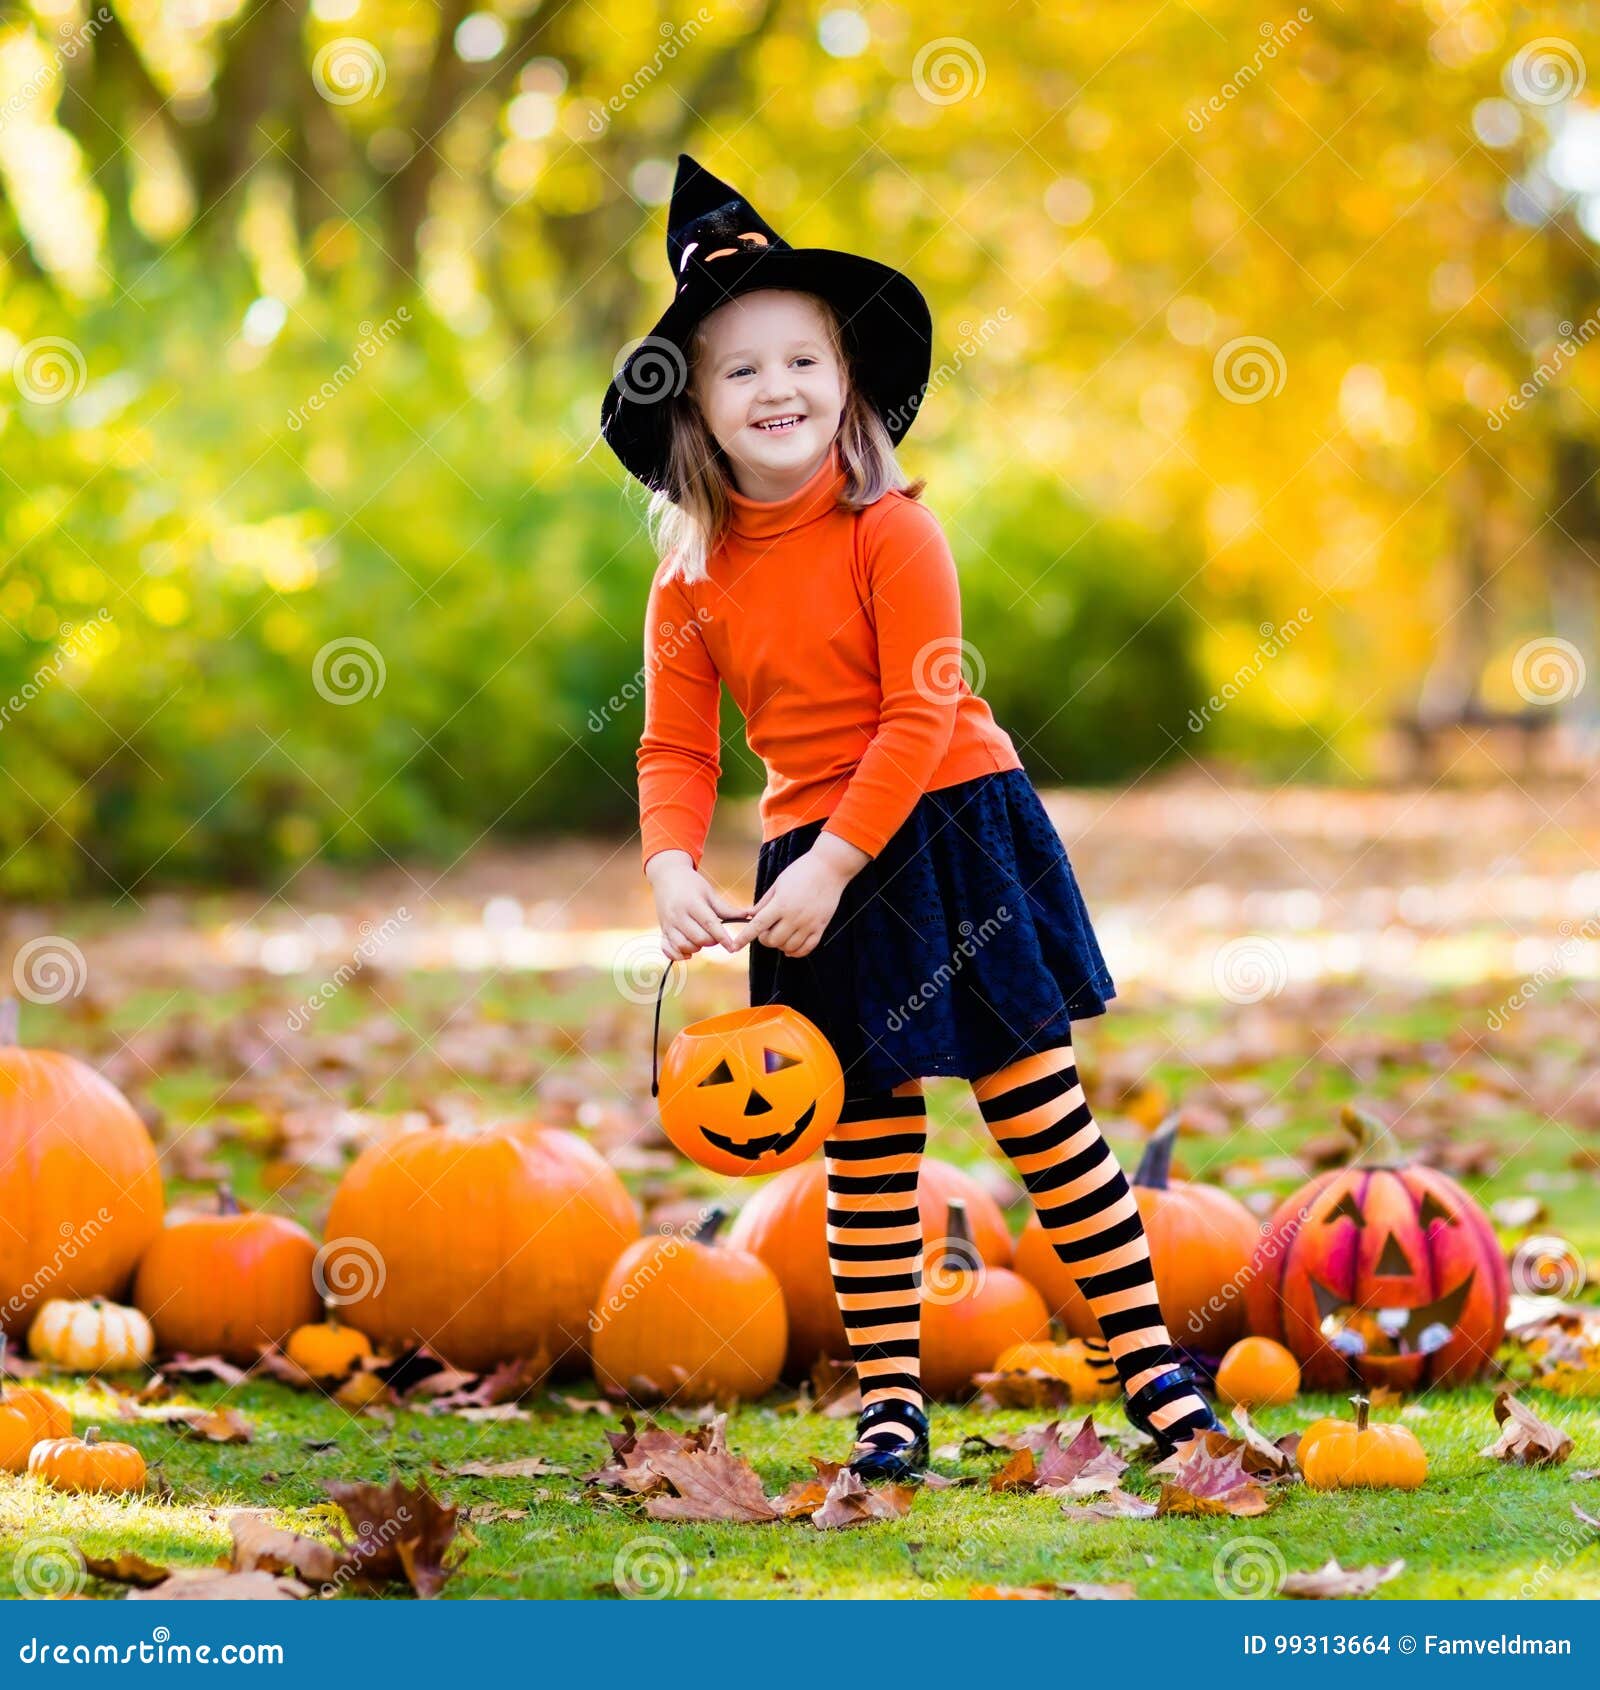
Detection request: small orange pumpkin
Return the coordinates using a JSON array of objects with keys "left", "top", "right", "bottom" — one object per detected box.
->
[
  {"left": 285, "top": 1313, "right": 374, "bottom": 1380},
  {"left": 0, "top": 1337, "right": 69, "bottom": 1470},
  {"left": 653, "top": 995, "right": 841, "bottom": 1178},
  {"left": 1298, "top": 1394, "right": 1427, "bottom": 1491},
  {"left": 592, "top": 1206, "right": 787, "bottom": 1401},
  {"left": 28, "top": 1425, "right": 146, "bottom": 1494},
  {"left": 992, "top": 1337, "right": 1120, "bottom": 1403},
  {"left": 921, "top": 1201, "right": 1051, "bottom": 1399},
  {"left": 133, "top": 1185, "right": 321, "bottom": 1364},
  {"left": 1215, "top": 1336, "right": 1301, "bottom": 1407}
]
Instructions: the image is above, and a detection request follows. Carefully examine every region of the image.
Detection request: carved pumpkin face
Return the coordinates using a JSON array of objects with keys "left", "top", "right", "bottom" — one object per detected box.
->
[
  {"left": 656, "top": 1006, "right": 842, "bottom": 1178},
  {"left": 1245, "top": 1164, "right": 1509, "bottom": 1390}
]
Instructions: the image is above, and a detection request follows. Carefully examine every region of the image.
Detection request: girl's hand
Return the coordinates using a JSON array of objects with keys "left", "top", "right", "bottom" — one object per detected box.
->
[
  {"left": 647, "top": 854, "right": 755, "bottom": 962},
  {"left": 729, "top": 843, "right": 858, "bottom": 958}
]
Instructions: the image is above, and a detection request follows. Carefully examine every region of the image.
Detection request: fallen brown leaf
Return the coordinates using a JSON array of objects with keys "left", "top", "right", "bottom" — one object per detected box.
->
[
  {"left": 323, "top": 1476, "right": 463, "bottom": 1598},
  {"left": 451, "top": 1456, "right": 570, "bottom": 1479},
  {"left": 230, "top": 1514, "right": 341, "bottom": 1586},
  {"left": 810, "top": 1461, "right": 915, "bottom": 1530},
  {"left": 1156, "top": 1440, "right": 1274, "bottom": 1518},
  {"left": 1281, "top": 1558, "right": 1406, "bottom": 1598},
  {"left": 972, "top": 1579, "right": 1136, "bottom": 1599},
  {"left": 1479, "top": 1390, "right": 1573, "bottom": 1467},
  {"left": 1059, "top": 1489, "right": 1158, "bottom": 1521},
  {"left": 80, "top": 1551, "right": 172, "bottom": 1588}
]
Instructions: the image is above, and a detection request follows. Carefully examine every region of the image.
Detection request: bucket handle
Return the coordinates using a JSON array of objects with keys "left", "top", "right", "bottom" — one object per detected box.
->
[{"left": 649, "top": 918, "right": 754, "bottom": 1098}]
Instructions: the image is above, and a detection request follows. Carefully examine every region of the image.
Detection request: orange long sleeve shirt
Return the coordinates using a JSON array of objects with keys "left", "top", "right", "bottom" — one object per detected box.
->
[{"left": 636, "top": 441, "right": 1022, "bottom": 872}]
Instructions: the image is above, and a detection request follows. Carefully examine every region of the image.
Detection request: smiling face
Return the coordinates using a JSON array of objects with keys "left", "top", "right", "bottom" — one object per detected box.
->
[
  {"left": 689, "top": 290, "right": 847, "bottom": 501},
  {"left": 655, "top": 1005, "right": 844, "bottom": 1178}
]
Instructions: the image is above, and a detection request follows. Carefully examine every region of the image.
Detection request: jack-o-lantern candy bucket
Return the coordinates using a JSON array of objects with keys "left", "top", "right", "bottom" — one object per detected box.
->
[{"left": 650, "top": 962, "right": 842, "bottom": 1177}]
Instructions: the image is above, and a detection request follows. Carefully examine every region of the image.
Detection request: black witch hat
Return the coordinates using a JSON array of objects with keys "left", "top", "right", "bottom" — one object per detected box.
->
[{"left": 599, "top": 154, "right": 932, "bottom": 498}]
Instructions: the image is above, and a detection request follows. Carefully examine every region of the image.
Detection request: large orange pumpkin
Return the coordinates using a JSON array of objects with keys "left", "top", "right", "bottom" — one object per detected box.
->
[
  {"left": 727, "top": 1157, "right": 1014, "bottom": 1378},
  {"left": 1014, "top": 1115, "right": 1259, "bottom": 1353},
  {"left": 0, "top": 1002, "right": 164, "bottom": 1340},
  {"left": 654, "top": 1001, "right": 841, "bottom": 1177},
  {"left": 1244, "top": 1109, "right": 1509, "bottom": 1390},
  {"left": 133, "top": 1185, "right": 321, "bottom": 1363},
  {"left": 592, "top": 1206, "right": 787, "bottom": 1401},
  {"left": 324, "top": 1119, "right": 640, "bottom": 1373},
  {"left": 921, "top": 1201, "right": 1051, "bottom": 1398}
]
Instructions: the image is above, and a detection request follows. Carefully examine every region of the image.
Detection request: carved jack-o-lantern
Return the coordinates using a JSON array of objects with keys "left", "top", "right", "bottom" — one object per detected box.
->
[
  {"left": 655, "top": 1005, "right": 843, "bottom": 1178},
  {"left": 1245, "top": 1121, "right": 1509, "bottom": 1391}
]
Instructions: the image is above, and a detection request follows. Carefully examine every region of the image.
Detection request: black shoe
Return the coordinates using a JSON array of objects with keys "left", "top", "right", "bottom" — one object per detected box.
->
[
  {"left": 847, "top": 1398, "right": 930, "bottom": 1483},
  {"left": 1123, "top": 1360, "right": 1226, "bottom": 1462}
]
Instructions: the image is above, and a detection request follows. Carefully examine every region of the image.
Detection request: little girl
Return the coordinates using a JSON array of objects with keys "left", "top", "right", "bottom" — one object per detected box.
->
[{"left": 603, "top": 155, "right": 1224, "bottom": 1481}]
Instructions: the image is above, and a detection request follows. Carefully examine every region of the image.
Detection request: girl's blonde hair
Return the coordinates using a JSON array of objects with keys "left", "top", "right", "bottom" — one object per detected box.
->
[{"left": 646, "top": 289, "right": 925, "bottom": 585}]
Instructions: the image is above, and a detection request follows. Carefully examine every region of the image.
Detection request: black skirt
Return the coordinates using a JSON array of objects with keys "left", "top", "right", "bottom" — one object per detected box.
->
[{"left": 747, "top": 767, "right": 1116, "bottom": 1098}]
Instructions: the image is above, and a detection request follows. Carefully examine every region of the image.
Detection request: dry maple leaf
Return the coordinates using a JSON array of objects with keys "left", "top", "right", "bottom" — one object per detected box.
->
[
  {"left": 80, "top": 1550, "right": 172, "bottom": 1588},
  {"left": 156, "top": 1355, "right": 249, "bottom": 1387},
  {"left": 642, "top": 1445, "right": 778, "bottom": 1523},
  {"left": 324, "top": 1476, "right": 463, "bottom": 1598},
  {"left": 451, "top": 1455, "right": 570, "bottom": 1478},
  {"left": 1280, "top": 1558, "right": 1406, "bottom": 1599},
  {"left": 1229, "top": 1406, "right": 1298, "bottom": 1478},
  {"left": 1156, "top": 1440, "right": 1273, "bottom": 1518},
  {"left": 229, "top": 1514, "right": 341, "bottom": 1586},
  {"left": 970, "top": 1371, "right": 1078, "bottom": 1411},
  {"left": 1479, "top": 1390, "right": 1573, "bottom": 1467},
  {"left": 127, "top": 1570, "right": 309, "bottom": 1600},
  {"left": 990, "top": 1448, "right": 1037, "bottom": 1493},
  {"left": 811, "top": 1462, "right": 914, "bottom": 1530},
  {"left": 1059, "top": 1489, "right": 1158, "bottom": 1521},
  {"left": 1035, "top": 1416, "right": 1128, "bottom": 1496},
  {"left": 175, "top": 1406, "right": 253, "bottom": 1444}
]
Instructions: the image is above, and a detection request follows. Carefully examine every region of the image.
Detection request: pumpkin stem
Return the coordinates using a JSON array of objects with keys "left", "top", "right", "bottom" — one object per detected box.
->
[
  {"left": 85, "top": 1426, "right": 100, "bottom": 1447},
  {"left": 1340, "top": 1103, "right": 1401, "bottom": 1169},
  {"left": 0, "top": 999, "right": 17, "bottom": 1047},
  {"left": 1350, "top": 1393, "right": 1371, "bottom": 1432},
  {"left": 936, "top": 1199, "right": 981, "bottom": 1273},
  {"left": 686, "top": 1204, "right": 729, "bottom": 1246},
  {"left": 216, "top": 1182, "right": 241, "bottom": 1217},
  {"left": 1134, "top": 1114, "right": 1180, "bottom": 1190}
]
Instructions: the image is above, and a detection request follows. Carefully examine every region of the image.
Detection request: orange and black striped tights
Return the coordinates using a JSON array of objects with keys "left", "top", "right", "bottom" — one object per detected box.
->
[{"left": 827, "top": 1043, "right": 1215, "bottom": 1453}]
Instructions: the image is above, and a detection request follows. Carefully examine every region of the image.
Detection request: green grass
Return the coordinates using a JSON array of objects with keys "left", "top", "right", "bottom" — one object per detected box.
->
[
  {"left": 1, "top": 1376, "right": 1598, "bottom": 1599},
  {"left": 5, "top": 967, "right": 1600, "bottom": 1598}
]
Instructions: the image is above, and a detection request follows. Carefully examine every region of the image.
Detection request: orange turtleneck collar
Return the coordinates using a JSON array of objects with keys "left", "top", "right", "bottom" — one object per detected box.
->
[{"left": 725, "top": 440, "right": 847, "bottom": 541}]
